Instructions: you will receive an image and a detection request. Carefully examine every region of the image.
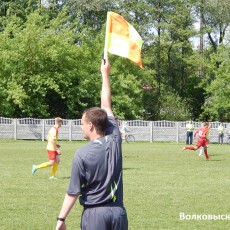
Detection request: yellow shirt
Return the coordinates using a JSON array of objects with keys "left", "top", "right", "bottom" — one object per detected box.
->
[
  {"left": 218, "top": 126, "right": 224, "bottom": 134},
  {"left": 186, "top": 123, "right": 194, "bottom": 131},
  {"left": 47, "top": 127, "right": 58, "bottom": 151}
]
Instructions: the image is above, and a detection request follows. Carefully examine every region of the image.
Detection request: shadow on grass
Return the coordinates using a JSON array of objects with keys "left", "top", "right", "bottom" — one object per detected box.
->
[
  {"left": 58, "top": 176, "right": 71, "bottom": 179},
  {"left": 209, "top": 159, "right": 223, "bottom": 161},
  {"left": 123, "top": 155, "right": 140, "bottom": 158},
  {"left": 123, "top": 167, "right": 140, "bottom": 170}
]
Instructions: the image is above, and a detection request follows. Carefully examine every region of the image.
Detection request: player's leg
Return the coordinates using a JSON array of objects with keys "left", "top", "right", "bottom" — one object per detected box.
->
[
  {"left": 32, "top": 161, "right": 51, "bottom": 175},
  {"left": 182, "top": 145, "right": 198, "bottom": 151},
  {"left": 183, "top": 146, "right": 195, "bottom": 150},
  {"left": 32, "top": 162, "right": 52, "bottom": 175},
  {"left": 32, "top": 150, "right": 55, "bottom": 175},
  {"left": 186, "top": 132, "right": 189, "bottom": 144},
  {"left": 183, "top": 138, "right": 201, "bottom": 152},
  {"left": 50, "top": 155, "right": 60, "bottom": 179},
  {"left": 36, "top": 161, "right": 52, "bottom": 169},
  {"left": 190, "top": 132, "right": 193, "bottom": 145},
  {"left": 199, "top": 147, "right": 204, "bottom": 157},
  {"left": 203, "top": 146, "right": 209, "bottom": 160},
  {"left": 203, "top": 139, "right": 209, "bottom": 160}
]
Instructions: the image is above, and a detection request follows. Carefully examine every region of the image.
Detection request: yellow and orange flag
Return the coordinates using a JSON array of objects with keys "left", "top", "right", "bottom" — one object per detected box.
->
[{"left": 104, "top": 12, "right": 143, "bottom": 68}]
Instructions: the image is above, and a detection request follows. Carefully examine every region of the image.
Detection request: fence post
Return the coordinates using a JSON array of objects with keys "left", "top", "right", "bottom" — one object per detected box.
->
[
  {"left": 69, "top": 120, "right": 72, "bottom": 141},
  {"left": 150, "top": 121, "right": 153, "bottom": 143},
  {"left": 42, "top": 119, "right": 45, "bottom": 141},
  {"left": 176, "top": 122, "right": 179, "bottom": 143},
  {"left": 14, "top": 119, "right": 17, "bottom": 140}
]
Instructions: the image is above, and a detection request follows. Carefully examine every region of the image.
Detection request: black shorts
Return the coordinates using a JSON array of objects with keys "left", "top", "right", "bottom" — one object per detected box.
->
[{"left": 81, "top": 205, "right": 128, "bottom": 230}]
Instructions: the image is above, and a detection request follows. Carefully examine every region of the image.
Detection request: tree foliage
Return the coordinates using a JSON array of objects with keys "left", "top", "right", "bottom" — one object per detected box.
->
[{"left": 0, "top": 0, "right": 229, "bottom": 121}]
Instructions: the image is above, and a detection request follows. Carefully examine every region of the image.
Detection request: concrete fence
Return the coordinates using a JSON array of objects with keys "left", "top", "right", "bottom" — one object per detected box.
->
[{"left": 0, "top": 117, "right": 229, "bottom": 143}]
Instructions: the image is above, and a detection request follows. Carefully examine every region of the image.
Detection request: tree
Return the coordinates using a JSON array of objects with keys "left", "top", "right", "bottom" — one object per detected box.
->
[
  {"left": 0, "top": 3, "right": 147, "bottom": 119},
  {"left": 202, "top": 0, "right": 230, "bottom": 51},
  {"left": 0, "top": 0, "right": 229, "bottom": 121},
  {"left": 200, "top": 43, "right": 230, "bottom": 121},
  {"left": 196, "top": 0, "right": 230, "bottom": 120},
  {"left": 118, "top": 0, "right": 202, "bottom": 120},
  {"left": 0, "top": 10, "right": 82, "bottom": 117}
]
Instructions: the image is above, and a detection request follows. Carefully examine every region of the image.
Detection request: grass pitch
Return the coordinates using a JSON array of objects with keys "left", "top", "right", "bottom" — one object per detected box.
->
[{"left": 0, "top": 140, "right": 230, "bottom": 230}]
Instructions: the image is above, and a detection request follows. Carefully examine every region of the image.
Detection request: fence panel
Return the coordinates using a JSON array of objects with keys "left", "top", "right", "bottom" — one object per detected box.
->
[
  {"left": 0, "top": 117, "right": 15, "bottom": 139},
  {"left": 17, "top": 118, "right": 42, "bottom": 140},
  {"left": 126, "top": 120, "right": 150, "bottom": 142},
  {"left": 0, "top": 117, "right": 229, "bottom": 143},
  {"left": 71, "top": 119, "right": 84, "bottom": 141}
]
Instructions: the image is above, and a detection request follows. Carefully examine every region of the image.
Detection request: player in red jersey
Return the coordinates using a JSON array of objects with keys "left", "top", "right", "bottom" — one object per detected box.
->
[{"left": 182, "top": 122, "right": 211, "bottom": 160}]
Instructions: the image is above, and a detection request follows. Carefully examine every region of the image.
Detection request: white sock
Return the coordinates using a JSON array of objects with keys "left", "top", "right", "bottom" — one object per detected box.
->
[{"left": 199, "top": 148, "right": 204, "bottom": 156}]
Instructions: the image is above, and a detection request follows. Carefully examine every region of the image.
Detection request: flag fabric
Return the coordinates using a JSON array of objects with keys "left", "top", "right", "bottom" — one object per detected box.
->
[{"left": 104, "top": 12, "right": 143, "bottom": 68}]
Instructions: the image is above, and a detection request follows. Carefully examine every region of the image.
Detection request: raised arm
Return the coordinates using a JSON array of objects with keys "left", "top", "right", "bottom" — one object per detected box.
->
[
  {"left": 208, "top": 123, "right": 212, "bottom": 130},
  {"left": 194, "top": 129, "right": 198, "bottom": 137},
  {"left": 101, "top": 53, "right": 113, "bottom": 117}
]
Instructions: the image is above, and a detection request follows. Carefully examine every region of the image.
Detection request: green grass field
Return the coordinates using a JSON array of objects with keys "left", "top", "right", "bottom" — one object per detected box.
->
[{"left": 1, "top": 140, "right": 230, "bottom": 230}]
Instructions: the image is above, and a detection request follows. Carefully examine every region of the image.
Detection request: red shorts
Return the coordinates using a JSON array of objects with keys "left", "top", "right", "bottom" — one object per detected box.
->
[
  {"left": 47, "top": 150, "right": 58, "bottom": 160},
  {"left": 196, "top": 138, "right": 208, "bottom": 148}
]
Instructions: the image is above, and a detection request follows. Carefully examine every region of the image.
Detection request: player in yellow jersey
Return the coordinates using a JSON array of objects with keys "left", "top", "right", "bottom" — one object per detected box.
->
[{"left": 32, "top": 117, "right": 63, "bottom": 179}]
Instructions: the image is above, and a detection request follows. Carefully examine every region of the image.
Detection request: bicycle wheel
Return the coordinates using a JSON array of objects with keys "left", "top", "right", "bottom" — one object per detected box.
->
[{"left": 126, "top": 135, "right": 135, "bottom": 143}]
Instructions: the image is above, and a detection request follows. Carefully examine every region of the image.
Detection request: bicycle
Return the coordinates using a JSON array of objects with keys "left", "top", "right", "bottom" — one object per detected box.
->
[{"left": 124, "top": 133, "right": 135, "bottom": 143}]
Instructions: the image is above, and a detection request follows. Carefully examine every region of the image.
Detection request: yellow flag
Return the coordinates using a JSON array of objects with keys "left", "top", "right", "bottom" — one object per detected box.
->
[{"left": 104, "top": 12, "right": 143, "bottom": 68}]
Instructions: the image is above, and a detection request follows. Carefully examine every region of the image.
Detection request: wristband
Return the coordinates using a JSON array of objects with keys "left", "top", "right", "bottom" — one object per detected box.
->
[{"left": 57, "top": 217, "right": 65, "bottom": 222}]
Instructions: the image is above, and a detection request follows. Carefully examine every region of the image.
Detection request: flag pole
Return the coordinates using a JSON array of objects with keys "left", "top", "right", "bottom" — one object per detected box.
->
[{"left": 103, "top": 12, "right": 110, "bottom": 59}]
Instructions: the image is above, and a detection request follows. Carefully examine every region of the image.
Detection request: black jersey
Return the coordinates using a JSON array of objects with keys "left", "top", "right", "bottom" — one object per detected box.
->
[{"left": 67, "top": 116, "right": 124, "bottom": 207}]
